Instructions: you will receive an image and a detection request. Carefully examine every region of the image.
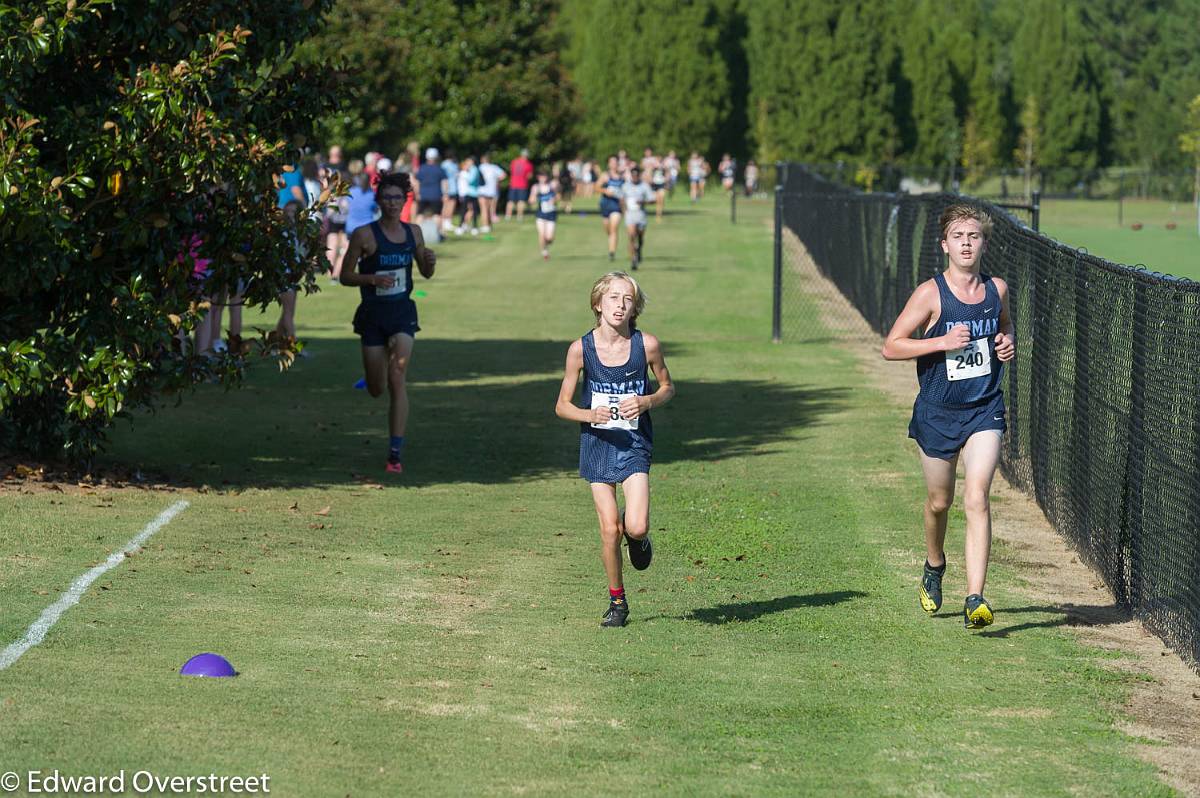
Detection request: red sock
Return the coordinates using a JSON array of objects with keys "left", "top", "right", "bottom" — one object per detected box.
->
[{"left": 609, "top": 587, "right": 625, "bottom": 600}]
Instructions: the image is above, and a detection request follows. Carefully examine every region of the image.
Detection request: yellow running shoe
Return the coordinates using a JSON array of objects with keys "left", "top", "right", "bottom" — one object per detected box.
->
[
  {"left": 964, "top": 594, "right": 994, "bottom": 629},
  {"left": 919, "top": 560, "right": 945, "bottom": 614}
]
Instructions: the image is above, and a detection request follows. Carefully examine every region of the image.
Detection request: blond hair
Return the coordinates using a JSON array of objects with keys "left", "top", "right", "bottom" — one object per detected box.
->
[
  {"left": 939, "top": 203, "right": 993, "bottom": 241},
  {"left": 590, "top": 271, "right": 646, "bottom": 326}
]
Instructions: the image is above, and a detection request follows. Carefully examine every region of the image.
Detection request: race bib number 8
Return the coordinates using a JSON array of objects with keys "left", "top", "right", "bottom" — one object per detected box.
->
[
  {"left": 946, "top": 337, "right": 991, "bottom": 381},
  {"left": 375, "top": 269, "right": 406, "bottom": 298},
  {"left": 590, "top": 392, "right": 639, "bottom": 431}
]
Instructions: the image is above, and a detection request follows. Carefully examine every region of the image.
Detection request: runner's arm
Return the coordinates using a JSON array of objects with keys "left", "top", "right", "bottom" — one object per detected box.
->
[
  {"left": 556, "top": 341, "right": 610, "bottom": 424},
  {"left": 881, "top": 281, "right": 968, "bottom": 360},
  {"left": 620, "top": 334, "right": 674, "bottom": 420},
  {"left": 338, "top": 227, "right": 389, "bottom": 288},
  {"left": 993, "top": 277, "right": 1016, "bottom": 362},
  {"left": 411, "top": 224, "right": 436, "bottom": 279}
]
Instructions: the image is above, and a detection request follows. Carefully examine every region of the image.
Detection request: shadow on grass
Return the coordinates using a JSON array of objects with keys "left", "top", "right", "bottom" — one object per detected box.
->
[
  {"left": 941, "top": 602, "right": 1132, "bottom": 638},
  {"left": 103, "top": 338, "right": 849, "bottom": 489},
  {"left": 683, "top": 591, "right": 868, "bottom": 624}
]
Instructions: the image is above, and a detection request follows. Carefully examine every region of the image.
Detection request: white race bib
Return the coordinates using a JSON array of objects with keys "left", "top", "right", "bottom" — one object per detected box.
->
[
  {"left": 590, "top": 392, "right": 639, "bottom": 431},
  {"left": 374, "top": 269, "right": 406, "bottom": 298},
  {"left": 540, "top": 197, "right": 556, "bottom": 214},
  {"left": 624, "top": 195, "right": 641, "bottom": 211},
  {"left": 946, "top": 337, "right": 991, "bottom": 381}
]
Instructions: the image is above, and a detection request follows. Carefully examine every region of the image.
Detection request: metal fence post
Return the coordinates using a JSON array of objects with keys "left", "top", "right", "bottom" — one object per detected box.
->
[
  {"left": 772, "top": 185, "right": 783, "bottom": 343},
  {"left": 1031, "top": 190, "right": 1041, "bottom": 233}
]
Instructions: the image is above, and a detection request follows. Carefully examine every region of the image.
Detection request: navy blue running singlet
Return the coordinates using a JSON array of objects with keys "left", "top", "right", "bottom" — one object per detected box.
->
[
  {"left": 535, "top": 186, "right": 557, "bottom": 221},
  {"left": 915, "top": 273, "right": 1003, "bottom": 407},
  {"left": 600, "top": 175, "right": 624, "bottom": 215},
  {"left": 358, "top": 221, "right": 415, "bottom": 305},
  {"left": 578, "top": 330, "right": 653, "bottom": 483}
]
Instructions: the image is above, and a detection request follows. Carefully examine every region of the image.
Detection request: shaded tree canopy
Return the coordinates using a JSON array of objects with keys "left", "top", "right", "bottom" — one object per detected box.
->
[
  {"left": 301, "top": 0, "right": 580, "bottom": 162},
  {"left": 0, "top": 0, "right": 340, "bottom": 459}
]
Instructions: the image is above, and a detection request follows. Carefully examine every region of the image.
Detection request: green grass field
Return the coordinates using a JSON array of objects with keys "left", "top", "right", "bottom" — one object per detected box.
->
[
  {"left": 1037, "top": 198, "right": 1199, "bottom": 281},
  {"left": 0, "top": 195, "right": 1176, "bottom": 795}
]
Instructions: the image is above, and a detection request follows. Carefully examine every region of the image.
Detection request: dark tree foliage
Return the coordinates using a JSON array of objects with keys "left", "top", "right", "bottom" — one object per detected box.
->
[
  {"left": 747, "top": 0, "right": 896, "bottom": 164},
  {"left": 0, "top": 0, "right": 340, "bottom": 460},
  {"left": 572, "top": 0, "right": 730, "bottom": 160},
  {"left": 321, "top": 0, "right": 1200, "bottom": 175},
  {"left": 1082, "top": 0, "right": 1200, "bottom": 171},
  {"left": 1009, "top": 0, "right": 1103, "bottom": 175},
  {"left": 303, "top": 0, "right": 581, "bottom": 162}
]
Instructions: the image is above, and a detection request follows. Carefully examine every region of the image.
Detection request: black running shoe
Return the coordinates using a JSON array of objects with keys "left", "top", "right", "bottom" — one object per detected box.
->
[
  {"left": 608, "top": 251, "right": 615, "bottom": 262},
  {"left": 630, "top": 258, "right": 639, "bottom": 271},
  {"left": 601, "top": 597, "right": 629, "bottom": 627},
  {"left": 919, "top": 560, "right": 945, "bottom": 614},
  {"left": 963, "top": 593, "right": 994, "bottom": 629},
  {"left": 626, "top": 532, "right": 652, "bottom": 570}
]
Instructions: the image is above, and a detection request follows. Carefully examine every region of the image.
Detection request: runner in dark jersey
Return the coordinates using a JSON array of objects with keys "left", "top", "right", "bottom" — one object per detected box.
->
[
  {"left": 555, "top": 272, "right": 675, "bottom": 627},
  {"left": 340, "top": 172, "right": 437, "bottom": 475},
  {"left": 598, "top": 156, "right": 624, "bottom": 261},
  {"left": 882, "top": 203, "right": 1015, "bottom": 629},
  {"left": 531, "top": 169, "right": 559, "bottom": 260}
]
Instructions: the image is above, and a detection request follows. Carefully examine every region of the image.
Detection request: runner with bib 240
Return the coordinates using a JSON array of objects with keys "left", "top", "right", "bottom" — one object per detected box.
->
[{"left": 882, "top": 203, "right": 1015, "bottom": 629}]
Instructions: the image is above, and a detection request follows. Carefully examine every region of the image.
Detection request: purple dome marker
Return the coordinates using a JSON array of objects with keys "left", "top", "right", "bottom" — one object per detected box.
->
[{"left": 180, "top": 652, "right": 237, "bottom": 678}]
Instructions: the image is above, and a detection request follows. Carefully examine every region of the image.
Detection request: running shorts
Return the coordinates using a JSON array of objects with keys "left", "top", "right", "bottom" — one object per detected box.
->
[{"left": 908, "top": 393, "right": 1006, "bottom": 460}]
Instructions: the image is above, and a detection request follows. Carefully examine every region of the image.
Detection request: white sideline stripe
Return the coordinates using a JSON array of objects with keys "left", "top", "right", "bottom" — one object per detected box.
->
[{"left": 0, "top": 499, "right": 189, "bottom": 671}]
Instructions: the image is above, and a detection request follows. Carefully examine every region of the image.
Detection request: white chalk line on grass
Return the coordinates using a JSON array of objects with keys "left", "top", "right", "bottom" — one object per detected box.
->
[{"left": 0, "top": 499, "right": 189, "bottom": 671}]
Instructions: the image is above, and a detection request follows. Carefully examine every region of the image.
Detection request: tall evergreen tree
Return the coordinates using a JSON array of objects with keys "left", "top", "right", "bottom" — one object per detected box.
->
[
  {"left": 573, "top": 0, "right": 730, "bottom": 159},
  {"left": 1010, "top": 0, "right": 1102, "bottom": 173},
  {"left": 894, "top": 2, "right": 959, "bottom": 166},
  {"left": 747, "top": 0, "right": 896, "bottom": 164},
  {"left": 961, "top": 45, "right": 1006, "bottom": 183},
  {"left": 1083, "top": 0, "right": 1200, "bottom": 171},
  {"left": 302, "top": 0, "right": 579, "bottom": 160}
]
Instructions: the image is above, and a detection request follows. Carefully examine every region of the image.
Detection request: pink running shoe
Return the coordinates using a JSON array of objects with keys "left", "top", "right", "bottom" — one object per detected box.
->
[{"left": 385, "top": 459, "right": 404, "bottom": 475}]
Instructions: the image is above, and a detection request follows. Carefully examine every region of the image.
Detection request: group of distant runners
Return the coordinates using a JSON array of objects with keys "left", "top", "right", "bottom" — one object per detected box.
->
[{"left": 285, "top": 140, "right": 1011, "bottom": 631}]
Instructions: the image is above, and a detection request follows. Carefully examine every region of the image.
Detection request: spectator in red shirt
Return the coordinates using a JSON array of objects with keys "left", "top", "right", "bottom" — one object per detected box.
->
[{"left": 505, "top": 148, "right": 535, "bottom": 222}]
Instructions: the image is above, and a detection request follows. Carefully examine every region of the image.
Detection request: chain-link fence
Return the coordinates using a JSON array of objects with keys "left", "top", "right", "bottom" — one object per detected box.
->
[{"left": 773, "top": 162, "right": 1200, "bottom": 671}]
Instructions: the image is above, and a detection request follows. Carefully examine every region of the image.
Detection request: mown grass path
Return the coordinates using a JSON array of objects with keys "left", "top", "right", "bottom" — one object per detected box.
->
[{"left": 0, "top": 195, "right": 1171, "bottom": 795}]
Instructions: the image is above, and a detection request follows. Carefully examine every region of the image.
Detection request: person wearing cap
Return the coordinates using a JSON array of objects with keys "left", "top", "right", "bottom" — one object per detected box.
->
[
  {"left": 374, "top": 157, "right": 393, "bottom": 190},
  {"left": 416, "top": 148, "right": 445, "bottom": 229},
  {"left": 506, "top": 148, "right": 535, "bottom": 222},
  {"left": 364, "top": 151, "right": 381, "bottom": 188}
]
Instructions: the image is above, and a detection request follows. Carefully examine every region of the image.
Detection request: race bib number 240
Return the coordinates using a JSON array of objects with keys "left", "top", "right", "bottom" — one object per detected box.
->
[{"left": 945, "top": 337, "right": 991, "bottom": 381}]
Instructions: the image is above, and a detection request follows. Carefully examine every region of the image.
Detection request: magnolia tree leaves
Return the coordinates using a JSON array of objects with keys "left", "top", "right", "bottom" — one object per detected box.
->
[{"left": 0, "top": 0, "right": 342, "bottom": 460}]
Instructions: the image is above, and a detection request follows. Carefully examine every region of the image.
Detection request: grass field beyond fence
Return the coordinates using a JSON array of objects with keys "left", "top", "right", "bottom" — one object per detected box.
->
[
  {"left": 0, "top": 195, "right": 1175, "bottom": 796},
  {"left": 1040, "top": 198, "right": 1200, "bottom": 281}
]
